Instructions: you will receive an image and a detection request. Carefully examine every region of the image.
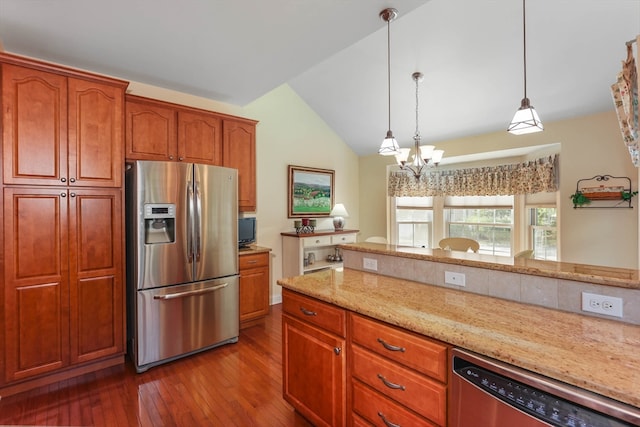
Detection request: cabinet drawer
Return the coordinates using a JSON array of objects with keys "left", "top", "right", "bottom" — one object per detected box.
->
[
  {"left": 302, "top": 235, "right": 332, "bottom": 248},
  {"left": 282, "top": 289, "right": 346, "bottom": 337},
  {"left": 351, "top": 345, "right": 446, "bottom": 426},
  {"left": 239, "top": 252, "right": 269, "bottom": 270},
  {"left": 331, "top": 233, "right": 356, "bottom": 245},
  {"left": 350, "top": 313, "right": 448, "bottom": 382},
  {"left": 352, "top": 380, "right": 438, "bottom": 427}
]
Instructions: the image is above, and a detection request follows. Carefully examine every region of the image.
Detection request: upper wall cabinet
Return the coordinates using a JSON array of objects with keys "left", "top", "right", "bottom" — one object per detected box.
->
[
  {"left": 2, "top": 60, "right": 126, "bottom": 188},
  {"left": 125, "top": 95, "right": 222, "bottom": 166},
  {"left": 126, "top": 94, "right": 258, "bottom": 212},
  {"left": 223, "top": 119, "right": 257, "bottom": 212}
]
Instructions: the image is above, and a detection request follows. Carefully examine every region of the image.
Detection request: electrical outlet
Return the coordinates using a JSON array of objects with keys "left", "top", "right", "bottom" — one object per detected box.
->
[
  {"left": 445, "top": 271, "right": 465, "bottom": 287},
  {"left": 363, "top": 258, "right": 378, "bottom": 271},
  {"left": 581, "top": 292, "right": 623, "bottom": 318}
]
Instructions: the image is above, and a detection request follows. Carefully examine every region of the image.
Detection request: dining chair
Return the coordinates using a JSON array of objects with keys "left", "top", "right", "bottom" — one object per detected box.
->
[{"left": 438, "top": 237, "right": 480, "bottom": 253}]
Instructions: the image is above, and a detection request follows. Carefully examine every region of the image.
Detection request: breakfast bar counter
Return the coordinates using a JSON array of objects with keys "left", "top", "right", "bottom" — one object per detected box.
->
[{"left": 277, "top": 267, "right": 640, "bottom": 410}]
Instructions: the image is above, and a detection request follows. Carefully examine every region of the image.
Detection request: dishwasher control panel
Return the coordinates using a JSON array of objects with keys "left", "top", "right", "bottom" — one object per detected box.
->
[{"left": 453, "top": 356, "right": 634, "bottom": 427}]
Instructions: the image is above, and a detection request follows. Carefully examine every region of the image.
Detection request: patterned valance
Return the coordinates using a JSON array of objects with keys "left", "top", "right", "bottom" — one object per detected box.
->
[{"left": 388, "top": 154, "right": 559, "bottom": 197}]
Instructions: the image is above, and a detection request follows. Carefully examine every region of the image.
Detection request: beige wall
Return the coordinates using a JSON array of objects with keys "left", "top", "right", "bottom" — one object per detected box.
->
[
  {"left": 128, "top": 82, "right": 361, "bottom": 304},
  {"left": 358, "top": 111, "right": 639, "bottom": 269}
]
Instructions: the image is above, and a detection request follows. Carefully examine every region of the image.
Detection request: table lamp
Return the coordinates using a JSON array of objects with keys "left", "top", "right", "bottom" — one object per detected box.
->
[{"left": 330, "top": 203, "right": 349, "bottom": 231}]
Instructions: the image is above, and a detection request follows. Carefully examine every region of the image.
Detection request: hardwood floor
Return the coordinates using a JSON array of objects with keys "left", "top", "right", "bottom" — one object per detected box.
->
[{"left": 0, "top": 304, "right": 313, "bottom": 427}]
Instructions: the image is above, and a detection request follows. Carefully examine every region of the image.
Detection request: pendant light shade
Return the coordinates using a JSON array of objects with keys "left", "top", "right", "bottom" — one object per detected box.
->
[
  {"left": 508, "top": 0, "right": 543, "bottom": 135},
  {"left": 378, "top": 8, "right": 400, "bottom": 155}
]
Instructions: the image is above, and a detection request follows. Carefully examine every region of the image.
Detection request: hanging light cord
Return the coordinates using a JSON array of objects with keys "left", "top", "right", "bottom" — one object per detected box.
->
[
  {"left": 386, "top": 17, "right": 392, "bottom": 132},
  {"left": 522, "top": 0, "right": 528, "bottom": 100},
  {"left": 414, "top": 73, "right": 420, "bottom": 140}
]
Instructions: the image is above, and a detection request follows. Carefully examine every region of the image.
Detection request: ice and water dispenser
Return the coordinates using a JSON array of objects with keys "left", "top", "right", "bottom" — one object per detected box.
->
[{"left": 144, "top": 203, "right": 176, "bottom": 244}]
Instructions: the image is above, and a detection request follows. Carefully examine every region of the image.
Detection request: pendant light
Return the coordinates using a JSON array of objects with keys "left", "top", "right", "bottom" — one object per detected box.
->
[
  {"left": 508, "top": 0, "right": 543, "bottom": 135},
  {"left": 378, "top": 8, "right": 401, "bottom": 155},
  {"left": 395, "top": 72, "right": 444, "bottom": 178}
]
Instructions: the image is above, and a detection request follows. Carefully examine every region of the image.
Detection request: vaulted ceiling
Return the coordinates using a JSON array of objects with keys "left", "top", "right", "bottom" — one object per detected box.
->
[{"left": 1, "top": 0, "right": 638, "bottom": 156}]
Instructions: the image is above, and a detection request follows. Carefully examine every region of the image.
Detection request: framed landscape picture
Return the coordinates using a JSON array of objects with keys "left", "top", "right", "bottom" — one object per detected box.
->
[{"left": 288, "top": 165, "right": 334, "bottom": 218}]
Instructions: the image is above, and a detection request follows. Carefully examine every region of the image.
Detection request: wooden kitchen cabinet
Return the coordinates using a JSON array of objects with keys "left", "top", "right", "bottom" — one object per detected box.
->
[
  {"left": 3, "top": 187, "right": 124, "bottom": 381},
  {"left": 223, "top": 119, "right": 257, "bottom": 212},
  {"left": 2, "top": 62, "right": 124, "bottom": 188},
  {"left": 239, "top": 251, "right": 270, "bottom": 328},
  {"left": 349, "top": 313, "right": 449, "bottom": 427},
  {"left": 282, "top": 289, "right": 346, "bottom": 427},
  {"left": 0, "top": 53, "right": 126, "bottom": 395},
  {"left": 125, "top": 95, "right": 222, "bottom": 165}
]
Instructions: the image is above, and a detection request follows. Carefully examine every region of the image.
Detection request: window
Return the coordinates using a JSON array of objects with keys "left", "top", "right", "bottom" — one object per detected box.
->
[
  {"left": 446, "top": 207, "right": 513, "bottom": 256},
  {"left": 529, "top": 207, "right": 557, "bottom": 260},
  {"left": 395, "top": 197, "right": 433, "bottom": 247}
]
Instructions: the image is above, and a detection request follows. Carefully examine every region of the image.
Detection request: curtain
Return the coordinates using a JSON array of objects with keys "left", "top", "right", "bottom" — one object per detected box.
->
[{"left": 388, "top": 154, "right": 558, "bottom": 197}]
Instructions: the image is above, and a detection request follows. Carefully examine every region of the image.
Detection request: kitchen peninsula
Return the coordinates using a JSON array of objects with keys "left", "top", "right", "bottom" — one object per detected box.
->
[{"left": 278, "top": 243, "right": 640, "bottom": 425}]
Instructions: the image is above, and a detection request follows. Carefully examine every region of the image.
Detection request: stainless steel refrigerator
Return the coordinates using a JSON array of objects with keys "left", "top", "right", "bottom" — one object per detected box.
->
[{"left": 125, "top": 160, "right": 239, "bottom": 373}]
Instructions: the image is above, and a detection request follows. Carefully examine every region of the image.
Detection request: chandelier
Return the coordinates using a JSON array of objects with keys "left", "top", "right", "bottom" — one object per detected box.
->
[
  {"left": 394, "top": 72, "right": 444, "bottom": 178},
  {"left": 507, "top": 0, "right": 543, "bottom": 134}
]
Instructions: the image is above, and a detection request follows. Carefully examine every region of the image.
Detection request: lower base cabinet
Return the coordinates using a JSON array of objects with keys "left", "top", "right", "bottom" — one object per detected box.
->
[
  {"left": 282, "top": 289, "right": 346, "bottom": 427},
  {"left": 239, "top": 251, "right": 270, "bottom": 328},
  {"left": 282, "top": 289, "right": 449, "bottom": 427}
]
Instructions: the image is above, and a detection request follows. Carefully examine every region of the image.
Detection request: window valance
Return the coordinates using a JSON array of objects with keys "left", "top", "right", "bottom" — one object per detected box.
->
[{"left": 388, "top": 154, "right": 559, "bottom": 197}]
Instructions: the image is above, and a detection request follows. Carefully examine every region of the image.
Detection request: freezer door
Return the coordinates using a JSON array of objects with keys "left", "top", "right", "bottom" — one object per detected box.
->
[
  {"left": 194, "top": 164, "right": 238, "bottom": 281},
  {"left": 134, "top": 276, "right": 239, "bottom": 370},
  {"left": 130, "top": 160, "right": 194, "bottom": 289}
]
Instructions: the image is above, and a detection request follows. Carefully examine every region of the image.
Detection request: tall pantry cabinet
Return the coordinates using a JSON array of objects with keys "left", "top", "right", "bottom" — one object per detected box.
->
[{"left": 0, "top": 53, "right": 127, "bottom": 393}]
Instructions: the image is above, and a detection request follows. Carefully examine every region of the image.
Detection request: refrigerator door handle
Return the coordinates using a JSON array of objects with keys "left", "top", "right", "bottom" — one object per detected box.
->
[
  {"left": 152, "top": 282, "right": 229, "bottom": 300},
  {"left": 194, "top": 180, "right": 202, "bottom": 262},
  {"left": 187, "top": 181, "right": 195, "bottom": 263}
]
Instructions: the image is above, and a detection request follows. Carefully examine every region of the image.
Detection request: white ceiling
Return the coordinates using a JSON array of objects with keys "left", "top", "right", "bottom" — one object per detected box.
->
[{"left": 1, "top": 0, "right": 638, "bottom": 156}]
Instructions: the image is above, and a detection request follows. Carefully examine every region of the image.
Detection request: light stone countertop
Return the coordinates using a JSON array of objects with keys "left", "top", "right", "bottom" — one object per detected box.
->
[
  {"left": 342, "top": 242, "right": 640, "bottom": 289},
  {"left": 277, "top": 267, "right": 640, "bottom": 409}
]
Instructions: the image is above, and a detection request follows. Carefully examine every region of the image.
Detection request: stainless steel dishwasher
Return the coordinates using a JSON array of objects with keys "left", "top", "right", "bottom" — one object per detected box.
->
[{"left": 450, "top": 348, "right": 640, "bottom": 427}]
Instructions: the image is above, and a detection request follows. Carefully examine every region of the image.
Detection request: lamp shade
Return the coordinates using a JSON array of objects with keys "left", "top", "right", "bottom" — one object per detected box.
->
[
  {"left": 330, "top": 203, "right": 349, "bottom": 218},
  {"left": 379, "top": 131, "right": 400, "bottom": 155},
  {"left": 508, "top": 98, "right": 543, "bottom": 135}
]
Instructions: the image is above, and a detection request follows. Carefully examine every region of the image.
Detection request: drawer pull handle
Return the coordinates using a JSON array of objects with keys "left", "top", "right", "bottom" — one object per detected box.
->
[
  {"left": 377, "top": 338, "right": 406, "bottom": 353},
  {"left": 247, "top": 260, "right": 257, "bottom": 264},
  {"left": 333, "top": 347, "right": 341, "bottom": 355},
  {"left": 300, "top": 307, "right": 317, "bottom": 316},
  {"left": 377, "top": 374, "right": 405, "bottom": 391},
  {"left": 377, "top": 412, "right": 401, "bottom": 427}
]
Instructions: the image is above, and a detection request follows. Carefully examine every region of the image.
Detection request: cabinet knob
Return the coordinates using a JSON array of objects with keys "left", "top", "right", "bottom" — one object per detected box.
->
[
  {"left": 179, "top": 157, "right": 184, "bottom": 161},
  {"left": 60, "top": 192, "right": 66, "bottom": 197},
  {"left": 315, "top": 240, "right": 320, "bottom": 244},
  {"left": 333, "top": 347, "right": 341, "bottom": 355},
  {"left": 69, "top": 178, "right": 76, "bottom": 183},
  {"left": 61, "top": 178, "right": 66, "bottom": 183},
  {"left": 70, "top": 193, "right": 76, "bottom": 198},
  {"left": 169, "top": 155, "right": 174, "bottom": 160}
]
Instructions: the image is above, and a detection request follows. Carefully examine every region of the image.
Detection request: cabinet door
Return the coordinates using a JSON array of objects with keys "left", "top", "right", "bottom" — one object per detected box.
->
[
  {"left": 239, "top": 266, "right": 269, "bottom": 323},
  {"left": 68, "top": 78, "right": 124, "bottom": 187},
  {"left": 177, "top": 110, "right": 222, "bottom": 165},
  {"left": 223, "top": 119, "right": 256, "bottom": 211},
  {"left": 282, "top": 314, "right": 345, "bottom": 427},
  {"left": 2, "top": 64, "right": 68, "bottom": 186},
  {"left": 3, "top": 187, "right": 70, "bottom": 381},
  {"left": 69, "top": 188, "right": 124, "bottom": 364},
  {"left": 125, "top": 97, "right": 177, "bottom": 161}
]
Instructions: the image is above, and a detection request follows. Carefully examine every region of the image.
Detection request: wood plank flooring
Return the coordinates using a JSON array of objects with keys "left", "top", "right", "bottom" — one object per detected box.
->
[{"left": 0, "top": 304, "right": 313, "bottom": 427}]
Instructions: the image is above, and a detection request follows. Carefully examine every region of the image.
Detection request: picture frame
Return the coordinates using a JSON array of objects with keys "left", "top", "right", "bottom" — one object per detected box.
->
[{"left": 288, "top": 165, "right": 334, "bottom": 218}]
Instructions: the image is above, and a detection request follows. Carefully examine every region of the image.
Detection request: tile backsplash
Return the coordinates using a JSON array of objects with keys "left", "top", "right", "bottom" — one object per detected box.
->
[{"left": 343, "top": 249, "right": 640, "bottom": 325}]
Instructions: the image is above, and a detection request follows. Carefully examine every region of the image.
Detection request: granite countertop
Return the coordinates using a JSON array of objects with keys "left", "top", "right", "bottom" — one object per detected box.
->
[
  {"left": 277, "top": 268, "right": 640, "bottom": 409},
  {"left": 343, "top": 242, "right": 640, "bottom": 289},
  {"left": 238, "top": 245, "right": 271, "bottom": 255}
]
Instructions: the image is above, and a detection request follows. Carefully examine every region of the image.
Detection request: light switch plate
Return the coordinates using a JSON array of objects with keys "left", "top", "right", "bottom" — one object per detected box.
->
[{"left": 363, "top": 258, "right": 378, "bottom": 271}]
